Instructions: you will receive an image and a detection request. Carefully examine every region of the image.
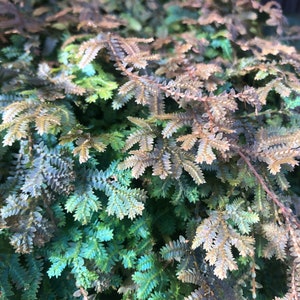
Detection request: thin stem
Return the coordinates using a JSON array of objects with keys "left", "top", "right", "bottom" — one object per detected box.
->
[{"left": 238, "top": 149, "right": 300, "bottom": 227}]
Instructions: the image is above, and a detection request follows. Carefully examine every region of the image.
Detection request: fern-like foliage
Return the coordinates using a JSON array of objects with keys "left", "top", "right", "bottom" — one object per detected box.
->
[
  {"left": 0, "top": 99, "right": 76, "bottom": 146},
  {"left": 160, "top": 235, "right": 189, "bottom": 262},
  {"left": 1, "top": 0, "right": 300, "bottom": 299},
  {"left": 262, "top": 222, "right": 289, "bottom": 260},
  {"left": 160, "top": 235, "right": 239, "bottom": 300},
  {"left": 131, "top": 253, "right": 161, "bottom": 299},
  {"left": 0, "top": 252, "right": 43, "bottom": 300},
  {"left": 192, "top": 211, "right": 255, "bottom": 279},
  {"left": 254, "top": 127, "right": 300, "bottom": 175},
  {"left": 0, "top": 140, "right": 74, "bottom": 253},
  {"left": 85, "top": 161, "right": 147, "bottom": 220}
]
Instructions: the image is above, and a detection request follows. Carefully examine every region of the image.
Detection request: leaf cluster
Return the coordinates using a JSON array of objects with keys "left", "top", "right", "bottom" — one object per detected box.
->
[{"left": 1, "top": 0, "right": 300, "bottom": 299}]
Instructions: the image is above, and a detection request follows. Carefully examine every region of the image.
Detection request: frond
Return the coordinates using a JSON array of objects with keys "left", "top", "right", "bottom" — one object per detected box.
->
[
  {"left": 119, "top": 151, "right": 154, "bottom": 178},
  {"left": 129, "top": 217, "right": 151, "bottom": 239},
  {"left": 88, "top": 163, "right": 147, "bottom": 219},
  {"left": 181, "top": 159, "right": 205, "bottom": 185},
  {"left": 149, "top": 292, "right": 169, "bottom": 300},
  {"left": 177, "top": 133, "right": 198, "bottom": 151},
  {"left": 177, "top": 268, "right": 201, "bottom": 285},
  {"left": 7, "top": 205, "right": 52, "bottom": 253},
  {"left": 137, "top": 254, "right": 155, "bottom": 271},
  {"left": 194, "top": 133, "right": 230, "bottom": 164},
  {"left": 47, "top": 256, "right": 68, "bottom": 278},
  {"left": 52, "top": 73, "right": 86, "bottom": 96},
  {"left": 23, "top": 255, "right": 44, "bottom": 300},
  {"left": 107, "top": 35, "right": 158, "bottom": 69},
  {"left": 120, "top": 37, "right": 154, "bottom": 54},
  {"left": 276, "top": 172, "right": 291, "bottom": 191},
  {"left": 252, "top": 184, "right": 270, "bottom": 217},
  {"left": 160, "top": 235, "right": 189, "bottom": 262},
  {"left": 78, "top": 34, "right": 106, "bottom": 69},
  {"left": 192, "top": 211, "right": 255, "bottom": 279},
  {"left": 68, "top": 133, "right": 107, "bottom": 164},
  {"left": 262, "top": 222, "right": 288, "bottom": 260},
  {"left": 237, "top": 86, "right": 261, "bottom": 111},
  {"left": 1, "top": 100, "right": 32, "bottom": 123},
  {"left": 112, "top": 92, "right": 134, "bottom": 109},
  {"left": 255, "top": 127, "right": 300, "bottom": 174},
  {"left": 159, "top": 112, "right": 192, "bottom": 138},
  {"left": 123, "top": 52, "right": 160, "bottom": 69},
  {"left": 132, "top": 267, "right": 160, "bottom": 300},
  {"left": 152, "top": 150, "right": 172, "bottom": 179},
  {"left": 283, "top": 95, "right": 300, "bottom": 110},
  {"left": 184, "top": 288, "right": 204, "bottom": 300},
  {"left": 207, "top": 91, "right": 237, "bottom": 121},
  {"left": 0, "top": 93, "right": 22, "bottom": 108},
  {"left": 105, "top": 184, "right": 146, "bottom": 220},
  {"left": 0, "top": 253, "right": 43, "bottom": 299},
  {"left": 118, "top": 80, "right": 137, "bottom": 95},
  {"left": 123, "top": 117, "right": 155, "bottom": 152},
  {"left": 226, "top": 198, "right": 259, "bottom": 234},
  {"left": 0, "top": 101, "right": 76, "bottom": 146},
  {"left": 22, "top": 141, "right": 75, "bottom": 195},
  {"left": 65, "top": 187, "right": 101, "bottom": 225},
  {"left": 35, "top": 114, "right": 61, "bottom": 135},
  {"left": 196, "top": 138, "right": 216, "bottom": 164},
  {"left": 162, "top": 119, "right": 187, "bottom": 138},
  {"left": 257, "top": 79, "right": 291, "bottom": 105}
]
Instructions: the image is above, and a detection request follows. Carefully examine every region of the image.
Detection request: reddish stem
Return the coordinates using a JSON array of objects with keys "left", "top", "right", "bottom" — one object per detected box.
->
[{"left": 238, "top": 149, "right": 300, "bottom": 228}]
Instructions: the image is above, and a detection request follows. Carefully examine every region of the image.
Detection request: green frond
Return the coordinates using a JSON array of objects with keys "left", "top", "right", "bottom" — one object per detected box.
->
[
  {"left": 51, "top": 203, "right": 66, "bottom": 227},
  {"left": 129, "top": 217, "right": 151, "bottom": 239},
  {"left": 98, "top": 131, "right": 125, "bottom": 151},
  {"left": 283, "top": 95, "right": 300, "bottom": 110},
  {"left": 22, "top": 255, "right": 44, "bottom": 300},
  {"left": 0, "top": 266, "right": 14, "bottom": 299},
  {"left": 0, "top": 253, "right": 43, "bottom": 300},
  {"left": 275, "top": 172, "right": 290, "bottom": 191},
  {"left": 252, "top": 184, "right": 269, "bottom": 216},
  {"left": 87, "top": 162, "right": 147, "bottom": 219},
  {"left": 149, "top": 291, "right": 169, "bottom": 300},
  {"left": 65, "top": 187, "right": 101, "bottom": 224},
  {"left": 160, "top": 236, "right": 189, "bottom": 262},
  {"left": 137, "top": 254, "right": 155, "bottom": 271},
  {"left": 120, "top": 249, "right": 137, "bottom": 269},
  {"left": 92, "top": 222, "right": 114, "bottom": 242},
  {"left": 105, "top": 184, "right": 146, "bottom": 220},
  {"left": 7, "top": 255, "right": 28, "bottom": 289},
  {"left": 100, "top": 241, "right": 122, "bottom": 273},
  {"left": 132, "top": 267, "right": 160, "bottom": 300},
  {"left": 72, "top": 264, "right": 98, "bottom": 289},
  {"left": 76, "top": 65, "right": 118, "bottom": 102},
  {"left": 226, "top": 198, "right": 259, "bottom": 234}
]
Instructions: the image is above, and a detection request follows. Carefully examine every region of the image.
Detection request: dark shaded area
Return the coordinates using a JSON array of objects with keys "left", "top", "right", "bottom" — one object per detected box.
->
[{"left": 262, "top": 0, "right": 300, "bottom": 13}]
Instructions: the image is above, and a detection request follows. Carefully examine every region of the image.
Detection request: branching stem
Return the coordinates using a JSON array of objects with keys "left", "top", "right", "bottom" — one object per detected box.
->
[{"left": 238, "top": 149, "right": 300, "bottom": 228}]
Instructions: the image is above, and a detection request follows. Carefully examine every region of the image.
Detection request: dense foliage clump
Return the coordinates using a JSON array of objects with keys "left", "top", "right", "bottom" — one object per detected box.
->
[{"left": 0, "top": 0, "right": 300, "bottom": 299}]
